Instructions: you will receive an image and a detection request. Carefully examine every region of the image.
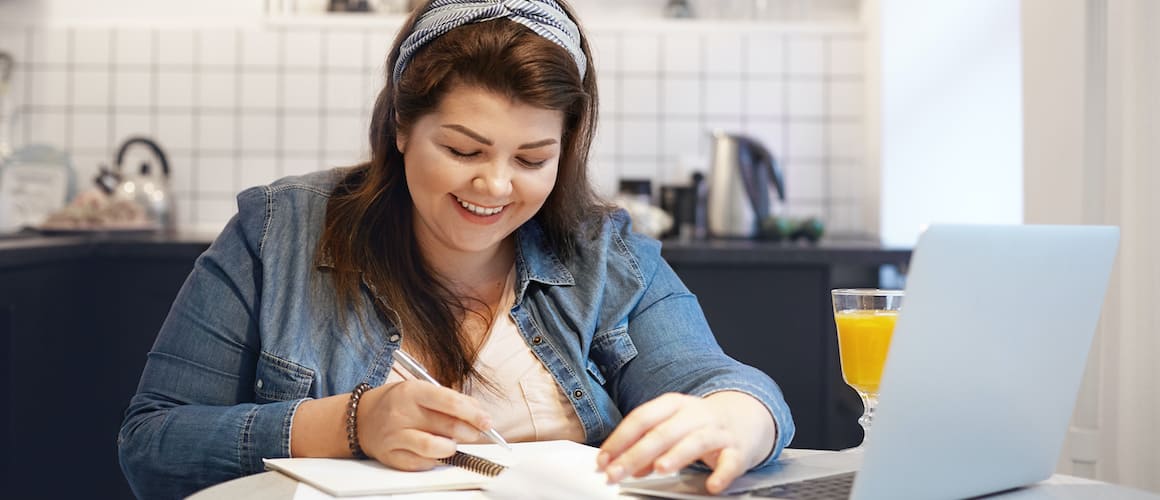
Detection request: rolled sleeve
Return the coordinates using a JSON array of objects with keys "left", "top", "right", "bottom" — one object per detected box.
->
[
  {"left": 117, "top": 186, "right": 301, "bottom": 499},
  {"left": 611, "top": 250, "right": 796, "bottom": 470},
  {"left": 243, "top": 399, "right": 306, "bottom": 472},
  {"left": 698, "top": 375, "right": 797, "bottom": 467}
]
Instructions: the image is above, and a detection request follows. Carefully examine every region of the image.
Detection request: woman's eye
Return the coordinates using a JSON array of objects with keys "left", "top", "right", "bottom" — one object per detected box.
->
[
  {"left": 447, "top": 147, "right": 480, "bottom": 158},
  {"left": 518, "top": 158, "right": 548, "bottom": 168}
]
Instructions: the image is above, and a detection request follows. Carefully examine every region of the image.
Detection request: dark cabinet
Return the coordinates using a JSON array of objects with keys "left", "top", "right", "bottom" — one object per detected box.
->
[
  {"left": 662, "top": 240, "right": 910, "bottom": 451},
  {"left": 0, "top": 239, "right": 206, "bottom": 500}
]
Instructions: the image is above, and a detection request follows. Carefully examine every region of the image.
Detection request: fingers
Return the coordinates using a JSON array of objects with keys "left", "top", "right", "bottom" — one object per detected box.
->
[
  {"left": 359, "top": 381, "right": 496, "bottom": 469},
  {"left": 651, "top": 427, "right": 730, "bottom": 475},
  {"left": 599, "top": 393, "right": 698, "bottom": 482},
  {"left": 413, "top": 406, "right": 484, "bottom": 443},
  {"left": 402, "top": 382, "right": 494, "bottom": 434},
  {"left": 704, "top": 447, "right": 747, "bottom": 495},
  {"left": 373, "top": 429, "right": 454, "bottom": 470},
  {"left": 598, "top": 392, "right": 751, "bottom": 494},
  {"left": 598, "top": 393, "right": 685, "bottom": 468}
]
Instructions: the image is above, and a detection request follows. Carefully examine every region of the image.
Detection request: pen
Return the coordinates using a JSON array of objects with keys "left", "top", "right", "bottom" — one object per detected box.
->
[{"left": 392, "top": 349, "right": 512, "bottom": 450}]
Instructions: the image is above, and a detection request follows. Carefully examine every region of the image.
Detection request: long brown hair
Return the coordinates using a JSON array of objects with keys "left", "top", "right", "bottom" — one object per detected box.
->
[{"left": 318, "top": 0, "right": 608, "bottom": 387}]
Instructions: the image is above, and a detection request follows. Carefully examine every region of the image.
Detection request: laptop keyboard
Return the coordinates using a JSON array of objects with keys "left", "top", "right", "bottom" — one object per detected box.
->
[{"left": 738, "top": 472, "right": 856, "bottom": 499}]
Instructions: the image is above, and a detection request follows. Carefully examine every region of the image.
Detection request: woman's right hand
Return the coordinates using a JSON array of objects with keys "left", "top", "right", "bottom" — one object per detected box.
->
[{"left": 355, "top": 380, "right": 495, "bottom": 471}]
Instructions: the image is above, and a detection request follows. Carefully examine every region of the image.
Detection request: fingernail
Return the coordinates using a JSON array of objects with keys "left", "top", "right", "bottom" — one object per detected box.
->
[
  {"left": 708, "top": 477, "right": 723, "bottom": 492},
  {"left": 655, "top": 460, "right": 670, "bottom": 474},
  {"left": 606, "top": 464, "right": 624, "bottom": 484},
  {"left": 595, "top": 451, "right": 609, "bottom": 469}
]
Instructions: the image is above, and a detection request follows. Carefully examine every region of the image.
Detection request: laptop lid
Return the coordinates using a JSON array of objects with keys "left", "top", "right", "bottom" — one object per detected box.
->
[
  {"left": 619, "top": 224, "right": 1120, "bottom": 499},
  {"left": 851, "top": 224, "right": 1119, "bottom": 500}
]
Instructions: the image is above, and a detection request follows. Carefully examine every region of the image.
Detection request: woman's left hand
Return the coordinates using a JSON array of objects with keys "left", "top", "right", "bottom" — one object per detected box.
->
[{"left": 596, "top": 391, "right": 776, "bottom": 495}]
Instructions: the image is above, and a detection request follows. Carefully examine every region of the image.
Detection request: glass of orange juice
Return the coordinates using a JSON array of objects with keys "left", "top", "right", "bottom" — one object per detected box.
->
[{"left": 831, "top": 288, "right": 903, "bottom": 446}]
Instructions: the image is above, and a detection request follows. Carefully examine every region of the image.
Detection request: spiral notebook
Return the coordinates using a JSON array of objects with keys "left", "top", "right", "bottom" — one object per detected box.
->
[{"left": 263, "top": 440, "right": 601, "bottom": 497}]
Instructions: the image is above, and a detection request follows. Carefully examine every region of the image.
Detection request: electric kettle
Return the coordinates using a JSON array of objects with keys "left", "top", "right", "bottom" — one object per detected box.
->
[{"left": 706, "top": 131, "right": 785, "bottom": 238}]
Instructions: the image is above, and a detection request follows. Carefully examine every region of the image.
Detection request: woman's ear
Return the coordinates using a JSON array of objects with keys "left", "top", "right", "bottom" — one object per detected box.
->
[
  {"left": 395, "top": 113, "right": 407, "bottom": 154},
  {"left": 396, "top": 132, "right": 407, "bottom": 154}
]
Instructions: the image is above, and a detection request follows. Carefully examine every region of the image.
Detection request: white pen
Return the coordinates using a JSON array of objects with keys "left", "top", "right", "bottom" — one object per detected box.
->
[{"left": 392, "top": 349, "right": 512, "bottom": 450}]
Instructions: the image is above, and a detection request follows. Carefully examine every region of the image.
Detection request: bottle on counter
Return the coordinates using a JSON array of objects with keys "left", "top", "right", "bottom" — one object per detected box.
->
[
  {"left": 664, "top": 0, "right": 694, "bottom": 18},
  {"left": 690, "top": 171, "right": 708, "bottom": 240}
]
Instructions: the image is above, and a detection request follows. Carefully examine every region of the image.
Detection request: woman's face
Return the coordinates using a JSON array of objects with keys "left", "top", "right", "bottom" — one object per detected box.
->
[{"left": 398, "top": 85, "right": 563, "bottom": 258}]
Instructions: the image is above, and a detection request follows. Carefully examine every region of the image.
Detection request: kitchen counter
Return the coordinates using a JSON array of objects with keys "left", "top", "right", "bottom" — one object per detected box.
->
[
  {"left": 0, "top": 231, "right": 908, "bottom": 269},
  {"left": 660, "top": 237, "right": 910, "bottom": 267},
  {"left": 0, "top": 231, "right": 216, "bottom": 269}
]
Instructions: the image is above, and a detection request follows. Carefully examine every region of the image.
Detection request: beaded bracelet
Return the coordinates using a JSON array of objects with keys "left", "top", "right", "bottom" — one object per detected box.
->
[{"left": 347, "top": 382, "right": 372, "bottom": 459}]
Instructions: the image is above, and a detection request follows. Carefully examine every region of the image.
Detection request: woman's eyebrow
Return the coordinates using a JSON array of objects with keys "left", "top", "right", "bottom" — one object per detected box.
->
[
  {"left": 441, "top": 124, "right": 492, "bottom": 145},
  {"left": 517, "top": 138, "right": 558, "bottom": 150},
  {"left": 441, "top": 124, "right": 557, "bottom": 149}
]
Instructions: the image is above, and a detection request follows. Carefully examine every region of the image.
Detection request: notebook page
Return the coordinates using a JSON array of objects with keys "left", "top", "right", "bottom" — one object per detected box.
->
[
  {"left": 292, "top": 480, "right": 486, "bottom": 500},
  {"left": 267, "top": 440, "right": 608, "bottom": 498},
  {"left": 469, "top": 440, "right": 620, "bottom": 499},
  {"left": 265, "top": 457, "right": 491, "bottom": 497}
]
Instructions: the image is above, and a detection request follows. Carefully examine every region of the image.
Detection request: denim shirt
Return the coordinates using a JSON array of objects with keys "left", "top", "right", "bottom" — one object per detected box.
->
[{"left": 117, "top": 169, "right": 795, "bottom": 499}]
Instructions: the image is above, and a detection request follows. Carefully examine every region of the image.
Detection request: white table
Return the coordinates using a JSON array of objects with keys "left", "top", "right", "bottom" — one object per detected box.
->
[{"left": 189, "top": 449, "right": 1160, "bottom": 500}]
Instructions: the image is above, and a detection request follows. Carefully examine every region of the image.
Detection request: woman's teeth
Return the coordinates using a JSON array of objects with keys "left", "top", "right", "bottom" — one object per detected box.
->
[{"left": 457, "top": 197, "right": 504, "bottom": 216}]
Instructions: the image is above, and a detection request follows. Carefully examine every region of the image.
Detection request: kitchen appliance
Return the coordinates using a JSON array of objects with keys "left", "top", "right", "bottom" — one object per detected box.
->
[
  {"left": 706, "top": 131, "right": 785, "bottom": 238},
  {"left": 95, "top": 136, "right": 175, "bottom": 231}
]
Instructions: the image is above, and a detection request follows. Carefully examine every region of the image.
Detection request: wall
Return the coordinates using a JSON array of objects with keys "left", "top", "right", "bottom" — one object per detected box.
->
[
  {"left": 1024, "top": 0, "right": 1159, "bottom": 492},
  {"left": 870, "top": 0, "right": 1023, "bottom": 246},
  {"left": 0, "top": 0, "right": 262, "bottom": 24},
  {"left": 0, "top": 14, "right": 871, "bottom": 235}
]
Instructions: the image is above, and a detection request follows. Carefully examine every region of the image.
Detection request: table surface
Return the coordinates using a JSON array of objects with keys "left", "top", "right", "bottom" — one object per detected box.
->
[{"left": 189, "top": 449, "right": 1160, "bottom": 500}]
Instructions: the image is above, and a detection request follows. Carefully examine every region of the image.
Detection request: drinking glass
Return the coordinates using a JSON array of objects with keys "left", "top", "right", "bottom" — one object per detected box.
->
[{"left": 831, "top": 289, "right": 903, "bottom": 446}]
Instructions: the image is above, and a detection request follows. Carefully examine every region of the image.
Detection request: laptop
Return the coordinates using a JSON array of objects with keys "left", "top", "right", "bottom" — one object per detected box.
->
[{"left": 621, "top": 224, "right": 1120, "bottom": 499}]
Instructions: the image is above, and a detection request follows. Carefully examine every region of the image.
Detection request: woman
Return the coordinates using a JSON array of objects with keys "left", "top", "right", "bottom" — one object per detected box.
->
[{"left": 118, "top": 1, "right": 794, "bottom": 498}]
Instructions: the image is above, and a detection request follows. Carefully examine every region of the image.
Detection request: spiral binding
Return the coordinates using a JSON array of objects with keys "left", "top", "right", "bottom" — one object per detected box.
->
[{"left": 439, "top": 451, "right": 507, "bottom": 477}]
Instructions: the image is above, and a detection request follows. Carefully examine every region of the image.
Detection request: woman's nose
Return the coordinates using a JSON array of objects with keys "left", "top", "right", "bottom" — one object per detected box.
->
[{"left": 473, "top": 160, "right": 513, "bottom": 197}]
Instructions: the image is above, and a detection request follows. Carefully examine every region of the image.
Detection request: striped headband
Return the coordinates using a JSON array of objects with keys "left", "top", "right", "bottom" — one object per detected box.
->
[{"left": 393, "top": 0, "right": 587, "bottom": 84}]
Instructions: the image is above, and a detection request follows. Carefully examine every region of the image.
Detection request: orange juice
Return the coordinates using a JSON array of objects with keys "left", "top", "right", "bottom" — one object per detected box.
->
[{"left": 835, "top": 310, "right": 898, "bottom": 395}]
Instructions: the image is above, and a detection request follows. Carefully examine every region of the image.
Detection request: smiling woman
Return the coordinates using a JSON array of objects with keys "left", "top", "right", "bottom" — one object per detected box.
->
[
  {"left": 399, "top": 86, "right": 563, "bottom": 259},
  {"left": 116, "top": 1, "right": 796, "bottom": 498}
]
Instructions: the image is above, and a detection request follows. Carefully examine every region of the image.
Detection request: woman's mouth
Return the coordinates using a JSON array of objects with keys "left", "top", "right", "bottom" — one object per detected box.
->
[{"left": 455, "top": 196, "right": 506, "bottom": 216}]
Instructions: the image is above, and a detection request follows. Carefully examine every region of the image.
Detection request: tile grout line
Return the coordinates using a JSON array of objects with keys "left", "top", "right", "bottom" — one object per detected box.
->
[
  {"left": 318, "top": 29, "right": 327, "bottom": 172},
  {"left": 655, "top": 32, "right": 665, "bottom": 188},
  {"left": 191, "top": 30, "right": 201, "bottom": 224},
  {"left": 698, "top": 32, "right": 707, "bottom": 172},
  {"left": 107, "top": 28, "right": 117, "bottom": 155},
  {"left": 150, "top": 29, "right": 160, "bottom": 141},
  {"left": 611, "top": 32, "right": 623, "bottom": 187},
  {"left": 21, "top": 26, "right": 33, "bottom": 147},
  {"left": 740, "top": 34, "right": 749, "bottom": 136},
  {"left": 275, "top": 28, "right": 286, "bottom": 179},
  {"left": 65, "top": 28, "right": 74, "bottom": 153},
  {"left": 234, "top": 27, "right": 244, "bottom": 197},
  {"left": 780, "top": 32, "right": 790, "bottom": 204},
  {"left": 822, "top": 35, "right": 832, "bottom": 224}
]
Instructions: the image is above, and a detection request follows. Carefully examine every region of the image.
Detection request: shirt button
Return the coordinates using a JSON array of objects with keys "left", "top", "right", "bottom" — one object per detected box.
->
[
  {"left": 531, "top": 336, "right": 543, "bottom": 345},
  {"left": 388, "top": 333, "right": 401, "bottom": 343},
  {"left": 572, "top": 389, "right": 584, "bottom": 399},
  {"left": 256, "top": 379, "right": 264, "bottom": 389}
]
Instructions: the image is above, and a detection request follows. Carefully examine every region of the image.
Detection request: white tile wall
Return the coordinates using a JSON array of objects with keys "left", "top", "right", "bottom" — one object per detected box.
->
[{"left": 1, "top": 22, "right": 869, "bottom": 235}]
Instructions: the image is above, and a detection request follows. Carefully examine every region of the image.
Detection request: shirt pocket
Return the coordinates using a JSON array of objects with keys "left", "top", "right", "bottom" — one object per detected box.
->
[
  {"left": 587, "top": 324, "right": 638, "bottom": 386},
  {"left": 253, "top": 351, "right": 315, "bottom": 403}
]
